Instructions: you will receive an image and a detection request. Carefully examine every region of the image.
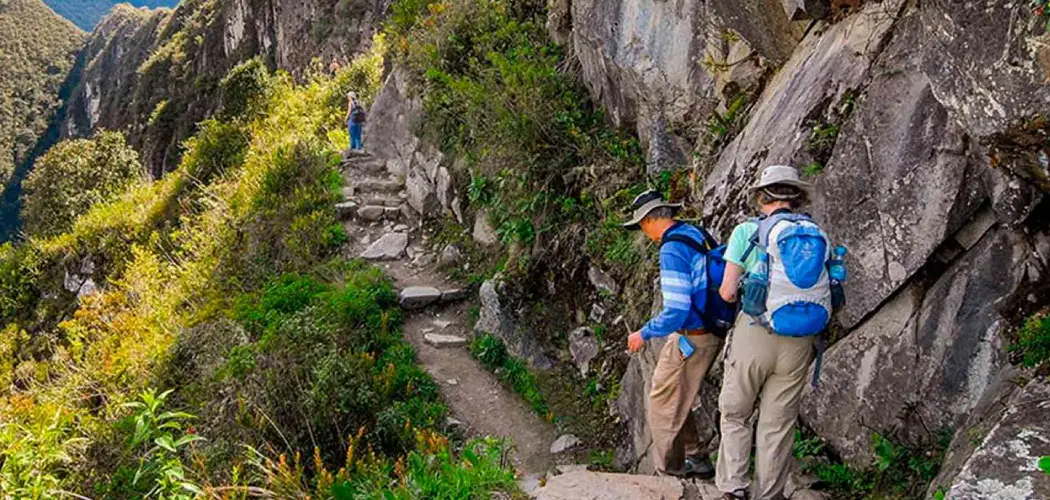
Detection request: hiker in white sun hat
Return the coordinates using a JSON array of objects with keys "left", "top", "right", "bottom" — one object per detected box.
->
[{"left": 715, "top": 164, "right": 836, "bottom": 500}]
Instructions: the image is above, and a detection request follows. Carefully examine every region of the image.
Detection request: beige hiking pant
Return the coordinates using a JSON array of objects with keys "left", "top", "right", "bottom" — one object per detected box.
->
[
  {"left": 648, "top": 331, "right": 722, "bottom": 475},
  {"left": 715, "top": 314, "right": 815, "bottom": 500}
]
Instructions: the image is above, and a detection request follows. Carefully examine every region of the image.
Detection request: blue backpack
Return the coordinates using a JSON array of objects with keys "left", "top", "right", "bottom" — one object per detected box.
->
[
  {"left": 660, "top": 225, "right": 739, "bottom": 338},
  {"left": 740, "top": 212, "right": 833, "bottom": 337}
]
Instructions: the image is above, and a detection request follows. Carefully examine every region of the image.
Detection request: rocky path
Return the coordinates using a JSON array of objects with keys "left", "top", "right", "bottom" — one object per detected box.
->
[
  {"left": 337, "top": 151, "right": 559, "bottom": 477},
  {"left": 337, "top": 151, "right": 828, "bottom": 499}
]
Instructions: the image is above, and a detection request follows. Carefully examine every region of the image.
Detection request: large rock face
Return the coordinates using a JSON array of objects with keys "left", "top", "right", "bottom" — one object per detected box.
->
[
  {"left": 590, "top": 0, "right": 1050, "bottom": 475},
  {"left": 569, "top": 0, "right": 801, "bottom": 173},
  {"left": 59, "top": 0, "right": 390, "bottom": 176},
  {"left": 940, "top": 378, "right": 1050, "bottom": 499},
  {"left": 365, "top": 68, "right": 458, "bottom": 219}
]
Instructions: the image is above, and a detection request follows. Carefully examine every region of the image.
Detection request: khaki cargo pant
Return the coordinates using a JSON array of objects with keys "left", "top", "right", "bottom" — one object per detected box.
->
[
  {"left": 648, "top": 331, "right": 722, "bottom": 475},
  {"left": 715, "top": 314, "right": 815, "bottom": 500}
]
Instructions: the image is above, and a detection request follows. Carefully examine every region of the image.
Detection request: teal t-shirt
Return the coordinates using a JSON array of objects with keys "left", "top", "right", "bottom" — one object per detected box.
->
[{"left": 724, "top": 221, "right": 763, "bottom": 273}]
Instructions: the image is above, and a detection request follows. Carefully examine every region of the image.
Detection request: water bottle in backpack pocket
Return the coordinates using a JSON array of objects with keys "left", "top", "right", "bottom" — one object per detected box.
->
[{"left": 740, "top": 253, "right": 769, "bottom": 317}]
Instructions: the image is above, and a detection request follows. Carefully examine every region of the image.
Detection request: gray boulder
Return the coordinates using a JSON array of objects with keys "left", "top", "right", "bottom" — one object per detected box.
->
[
  {"left": 356, "top": 205, "right": 385, "bottom": 221},
  {"left": 406, "top": 167, "right": 440, "bottom": 217},
  {"left": 570, "top": 0, "right": 800, "bottom": 172},
  {"left": 473, "top": 209, "right": 499, "bottom": 246},
  {"left": 363, "top": 68, "right": 424, "bottom": 178},
  {"left": 920, "top": 0, "right": 1050, "bottom": 141},
  {"left": 549, "top": 434, "right": 581, "bottom": 454},
  {"left": 359, "top": 232, "right": 408, "bottom": 260},
  {"left": 568, "top": 327, "right": 599, "bottom": 376},
  {"left": 810, "top": 9, "right": 989, "bottom": 329},
  {"left": 587, "top": 266, "right": 619, "bottom": 296},
  {"left": 437, "top": 244, "right": 462, "bottom": 269},
  {"left": 940, "top": 378, "right": 1050, "bottom": 499},
  {"left": 801, "top": 228, "right": 1038, "bottom": 466},
  {"left": 476, "top": 279, "right": 551, "bottom": 369}
]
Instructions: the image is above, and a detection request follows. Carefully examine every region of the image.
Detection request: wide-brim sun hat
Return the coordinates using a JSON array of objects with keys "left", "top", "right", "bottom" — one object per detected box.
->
[
  {"left": 621, "top": 190, "right": 682, "bottom": 230},
  {"left": 750, "top": 164, "right": 813, "bottom": 196}
]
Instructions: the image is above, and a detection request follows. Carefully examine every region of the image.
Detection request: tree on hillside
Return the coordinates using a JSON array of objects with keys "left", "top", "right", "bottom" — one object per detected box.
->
[{"left": 21, "top": 130, "right": 144, "bottom": 237}]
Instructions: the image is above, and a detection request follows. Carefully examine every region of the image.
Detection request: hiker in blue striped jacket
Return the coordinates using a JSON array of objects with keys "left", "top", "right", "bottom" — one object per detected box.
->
[{"left": 623, "top": 190, "right": 723, "bottom": 478}]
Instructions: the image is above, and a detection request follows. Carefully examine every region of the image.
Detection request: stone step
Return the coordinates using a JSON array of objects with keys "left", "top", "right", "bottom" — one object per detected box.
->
[
  {"left": 347, "top": 176, "right": 404, "bottom": 195},
  {"left": 341, "top": 160, "right": 387, "bottom": 175},
  {"left": 355, "top": 204, "right": 405, "bottom": 222},
  {"left": 424, "top": 333, "right": 468, "bottom": 348},
  {"left": 353, "top": 195, "right": 403, "bottom": 208},
  {"left": 398, "top": 286, "right": 472, "bottom": 310}
]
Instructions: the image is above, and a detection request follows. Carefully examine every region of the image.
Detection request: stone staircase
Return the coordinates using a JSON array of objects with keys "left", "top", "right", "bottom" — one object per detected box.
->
[{"left": 337, "top": 150, "right": 410, "bottom": 224}]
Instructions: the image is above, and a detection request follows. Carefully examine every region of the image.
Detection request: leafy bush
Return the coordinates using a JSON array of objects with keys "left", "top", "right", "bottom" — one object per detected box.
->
[
  {"left": 1010, "top": 310, "right": 1050, "bottom": 368},
  {"left": 394, "top": 0, "right": 643, "bottom": 252},
  {"left": 21, "top": 130, "right": 145, "bottom": 238},
  {"left": 793, "top": 428, "right": 951, "bottom": 498},
  {"left": 219, "top": 57, "right": 273, "bottom": 120}
]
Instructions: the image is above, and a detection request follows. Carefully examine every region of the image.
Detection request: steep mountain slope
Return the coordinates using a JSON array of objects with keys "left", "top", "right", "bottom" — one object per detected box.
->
[
  {"left": 59, "top": 0, "right": 391, "bottom": 177},
  {"left": 42, "top": 0, "right": 177, "bottom": 30},
  {"left": 0, "top": 0, "right": 83, "bottom": 186}
]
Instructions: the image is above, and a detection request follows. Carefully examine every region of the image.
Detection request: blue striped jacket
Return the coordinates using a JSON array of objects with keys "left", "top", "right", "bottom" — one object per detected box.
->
[{"left": 640, "top": 222, "right": 708, "bottom": 339}]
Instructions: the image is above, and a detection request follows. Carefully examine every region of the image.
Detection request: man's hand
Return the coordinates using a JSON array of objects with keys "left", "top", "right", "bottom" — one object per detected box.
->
[{"left": 627, "top": 331, "right": 645, "bottom": 352}]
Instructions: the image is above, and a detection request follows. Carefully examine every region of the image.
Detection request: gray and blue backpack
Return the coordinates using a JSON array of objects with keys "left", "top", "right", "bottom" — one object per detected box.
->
[{"left": 740, "top": 212, "right": 835, "bottom": 337}]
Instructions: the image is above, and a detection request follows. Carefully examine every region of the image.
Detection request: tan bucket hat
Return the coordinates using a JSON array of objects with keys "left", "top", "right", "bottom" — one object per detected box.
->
[
  {"left": 621, "top": 190, "right": 682, "bottom": 230},
  {"left": 750, "top": 165, "right": 813, "bottom": 196}
]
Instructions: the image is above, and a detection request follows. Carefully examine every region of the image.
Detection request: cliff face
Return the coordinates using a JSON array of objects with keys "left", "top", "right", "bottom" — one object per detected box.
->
[
  {"left": 0, "top": 0, "right": 83, "bottom": 185},
  {"left": 60, "top": 0, "right": 390, "bottom": 177},
  {"left": 564, "top": 0, "right": 1050, "bottom": 492}
]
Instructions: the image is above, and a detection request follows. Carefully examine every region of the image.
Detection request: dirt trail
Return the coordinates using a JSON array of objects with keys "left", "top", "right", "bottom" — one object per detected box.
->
[{"left": 340, "top": 152, "right": 558, "bottom": 476}]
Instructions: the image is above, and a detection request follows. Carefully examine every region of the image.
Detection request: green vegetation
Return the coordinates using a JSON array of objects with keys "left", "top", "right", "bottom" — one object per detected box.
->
[
  {"left": 21, "top": 130, "right": 145, "bottom": 238},
  {"left": 802, "top": 161, "right": 825, "bottom": 178},
  {"left": 706, "top": 94, "right": 750, "bottom": 144},
  {"left": 1033, "top": 1, "right": 1050, "bottom": 32},
  {"left": 471, "top": 333, "right": 553, "bottom": 420},
  {"left": 1010, "top": 309, "right": 1050, "bottom": 368},
  {"left": 1040, "top": 455, "right": 1050, "bottom": 475},
  {"left": 392, "top": 0, "right": 645, "bottom": 260},
  {"left": 42, "top": 0, "right": 177, "bottom": 30},
  {"left": 0, "top": 0, "right": 83, "bottom": 185},
  {"left": 0, "top": 44, "right": 517, "bottom": 496},
  {"left": 793, "top": 428, "right": 952, "bottom": 499}
]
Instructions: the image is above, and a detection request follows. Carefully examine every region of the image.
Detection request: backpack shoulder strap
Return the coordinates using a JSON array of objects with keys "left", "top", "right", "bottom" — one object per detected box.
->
[
  {"left": 661, "top": 233, "right": 708, "bottom": 255},
  {"left": 756, "top": 212, "right": 811, "bottom": 247}
]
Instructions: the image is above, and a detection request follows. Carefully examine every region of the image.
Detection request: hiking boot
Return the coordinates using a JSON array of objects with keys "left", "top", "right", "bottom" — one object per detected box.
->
[
  {"left": 683, "top": 454, "right": 715, "bottom": 479},
  {"left": 722, "top": 488, "right": 749, "bottom": 500}
]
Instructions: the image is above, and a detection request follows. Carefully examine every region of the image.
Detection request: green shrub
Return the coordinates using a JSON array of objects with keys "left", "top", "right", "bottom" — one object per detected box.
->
[
  {"left": 1010, "top": 310, "right": 1050, "bottom": 368},
  {"left": 21, "top": 130, "right": 145, "bottom": 238},
  {"left": 220, "top": 57, "right": 273, "bottom": 120},
  {"left": 394, "top": 0, "right": 643, "bottom": 252}
]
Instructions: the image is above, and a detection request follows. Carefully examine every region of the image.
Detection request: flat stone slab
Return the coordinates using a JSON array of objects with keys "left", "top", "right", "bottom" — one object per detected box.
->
[
  {"left": 360, "top": 232, "right": 408, "bottom": 260},
  {"left": 424, "top": 333, "right": 468, "bottom": 348},
  {"left": 400, "top": 286, "right": 442, "bottom": 309},
  {"left": 550, "top": 434, "right": 581, "bottom": 454},
  {"left": 533, "top": 470, "right": 684, "bottom": 500},
  {"left": 335, "top": 201, "right": 357, "bottom": 220},
  {"left": 441, "top": 288, "right": 471, "bottom": 303},
  {"left": 357, "top": 205, "right": 385, "bottom": 221}
]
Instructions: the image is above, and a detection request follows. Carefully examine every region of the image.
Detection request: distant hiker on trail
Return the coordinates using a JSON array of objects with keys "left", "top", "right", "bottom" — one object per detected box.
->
[
  {"left": 622, "top": 190, "right": 737, "bottom": 479},
  {"left": 346, "top": 91, "right": 366, "bottom": 152},
  {"left": 715, "top": 165, "right": 844, "bottom": 500}
]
